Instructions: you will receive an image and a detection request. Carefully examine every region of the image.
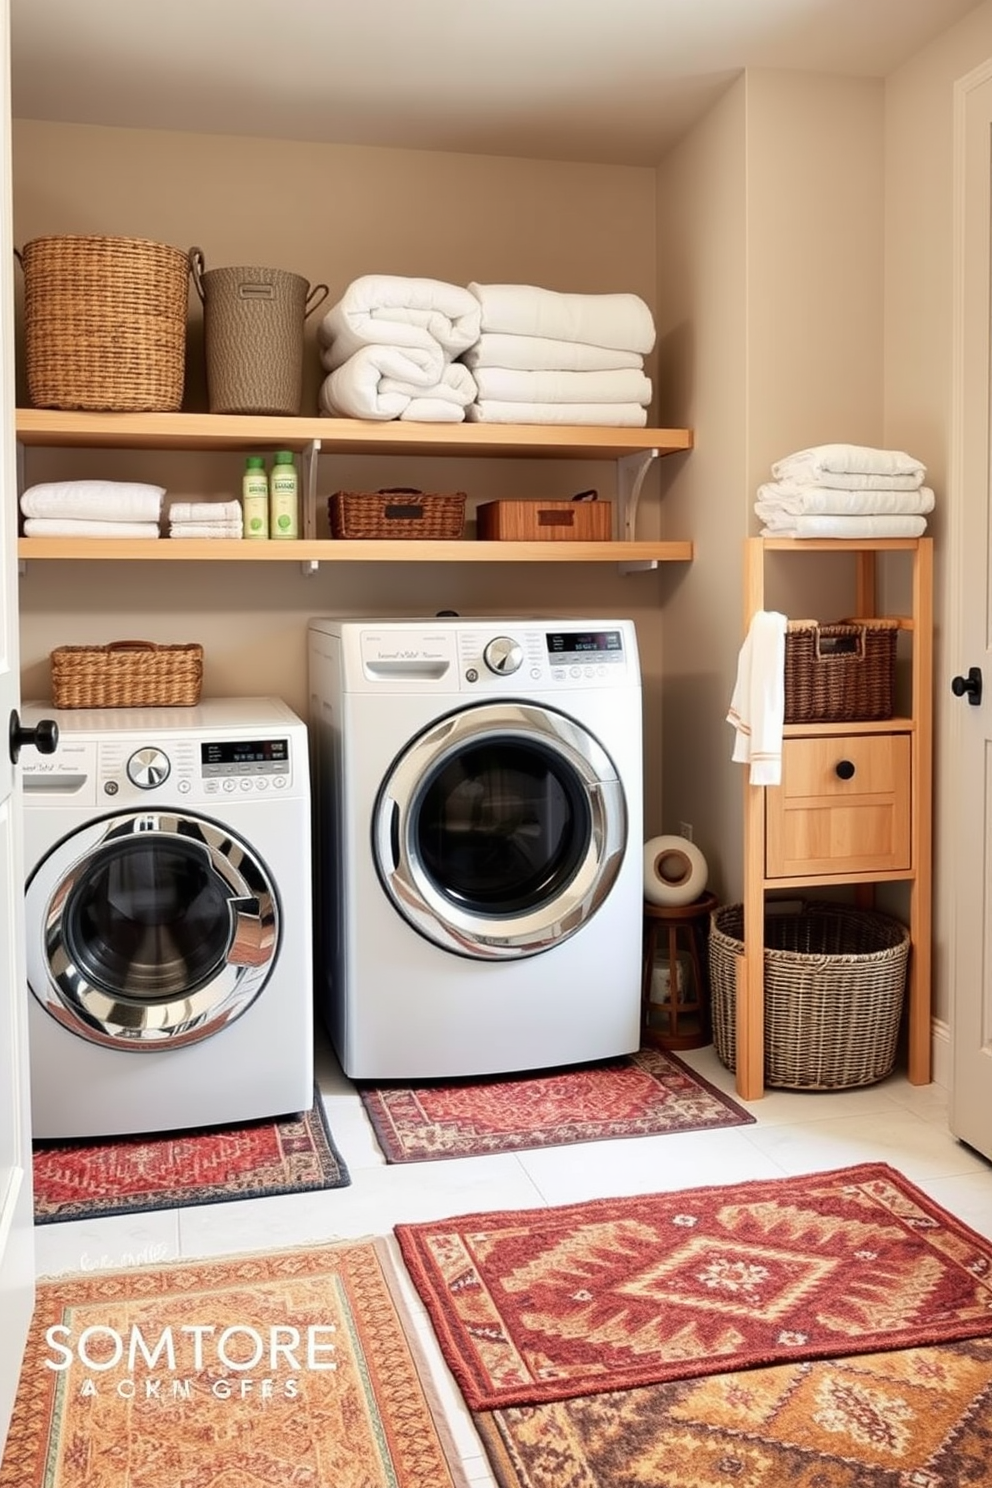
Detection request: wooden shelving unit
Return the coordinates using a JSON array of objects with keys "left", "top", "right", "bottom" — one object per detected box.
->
[{"left": 737, "top": 536, "right": 933, "bottom": 1101}]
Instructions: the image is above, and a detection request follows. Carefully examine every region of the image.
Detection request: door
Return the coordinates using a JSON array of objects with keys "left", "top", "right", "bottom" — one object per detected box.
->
[
  {"left": 949, "top": 60, "right": 992, "bottom": 1160},
  {"left": 373, "top": 701, "right": 627, "bottom": 958},
  {"left": 0, "top": 0, "right": 34, "bottom": 1453}
]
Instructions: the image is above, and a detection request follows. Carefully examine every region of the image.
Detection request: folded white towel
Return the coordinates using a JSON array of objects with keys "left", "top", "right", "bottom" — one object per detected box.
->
[
  {"left": 462, "top": 333, "right": 644, "bottom": 373},
  {"left": 318, "top": 348, "right": 476, "bottom": 421},
  {"left": 168, "top": 500, "right": 243, "bottom": 524},
  {"left": 727, "top": 610, "right": 787, "bottom": 786},
  {"left": 169, "top": 522, "right": 243, "bottom": 539},
  {"left": 20, "top": 481, "right": 165, "bottom": 522},
  {"left": 317, "top": 275, "right": 482, "bottom": 370},
  {"left": 472, "top": 366, "right": 652, "bottom": 406},
  {"left": 759, "top": 513, "right": 928, "bottom": 539},
  {"left": 23, "top": 518, "right": 161, "bottom": 539},
  {"left": 469, "top": 283, "right": 656, "bottom": 354},
  {"left": 467, "top": 400, "right": 648, "bottom": 427},
  {"left": 756, "top": 484, "right": 935, "bottom": 518},
  {"left": 772, "top": 444, "right": 926, "bottom": 485}
]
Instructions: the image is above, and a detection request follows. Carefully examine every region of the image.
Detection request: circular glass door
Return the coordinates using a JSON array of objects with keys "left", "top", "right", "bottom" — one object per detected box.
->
[
  {"left": 373, "top": 702, "right": 627, "bottom": 959},
  {"left": 26, "top": 810, "right": 279, "bottom": 1050}
]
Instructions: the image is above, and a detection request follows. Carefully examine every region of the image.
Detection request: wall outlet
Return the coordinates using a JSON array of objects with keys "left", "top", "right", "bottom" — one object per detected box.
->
[{"left": 678, "top": 821, "right": 694, "bottom": 843}]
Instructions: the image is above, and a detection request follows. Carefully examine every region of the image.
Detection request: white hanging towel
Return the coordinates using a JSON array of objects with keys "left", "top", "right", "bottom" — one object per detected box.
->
[{"left": 727, "top": 610, "right": 787, "bottom": 786}]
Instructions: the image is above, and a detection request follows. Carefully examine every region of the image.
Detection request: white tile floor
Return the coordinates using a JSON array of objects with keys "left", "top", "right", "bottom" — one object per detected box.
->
[{"left": 32, "top": 1034, "right": 992, "bottom": 1488}]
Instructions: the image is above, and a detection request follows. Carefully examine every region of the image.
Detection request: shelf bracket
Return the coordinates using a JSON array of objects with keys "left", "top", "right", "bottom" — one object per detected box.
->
[
  {"left": 301, "top": 437, "right": 321, "bottom": 575},
  {"left": 616, "top": 449, "right": 659, "bottom": 573}
]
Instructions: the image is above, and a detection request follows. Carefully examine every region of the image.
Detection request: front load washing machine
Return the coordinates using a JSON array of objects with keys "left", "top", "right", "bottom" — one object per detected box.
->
[
  {"left": 21, "top": 697, "right": 313, "bottom": 1139},
  {"left": 308, "top": 617, "right": 643, "bottom": 1079}
]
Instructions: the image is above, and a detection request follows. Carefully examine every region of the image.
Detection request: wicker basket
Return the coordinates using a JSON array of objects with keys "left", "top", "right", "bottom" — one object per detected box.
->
[
  {"left": 709, "top": 901, "right": 910, "bottom": 1090},
  {"left": 17, "top": 235, "right": 190, "bottom": 412},
  {"left": 784, "top": 618, "right": 899, "bottom": 723},
  {"left": 328, "top": 488, "right": 466, "bottom": 540},
  {"left": 50, "top": 641, "right": 203, "bottom": 709}
]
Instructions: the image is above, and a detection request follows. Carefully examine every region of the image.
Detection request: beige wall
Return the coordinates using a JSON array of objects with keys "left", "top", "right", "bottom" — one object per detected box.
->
[
  {"left": 886, "top": 0, "right": 992, "bottom": 1033},
  {"left": 656, "top": 72, "right": 885, "bottom": 904},
  {"left": 12, "top": 120, "right": 677, "bottom": 831}
]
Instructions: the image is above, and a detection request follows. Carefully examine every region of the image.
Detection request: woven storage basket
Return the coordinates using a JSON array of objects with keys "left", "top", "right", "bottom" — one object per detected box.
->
[
  {"left": 50, "top": 641, "right": 203, "bottom": 709},
  {"left": 709, "top": 901, "right": 910, "bottom": 1090},
  {"left": 328, "top": 488, "right": 466, "bottom": 540},
  {"left": 190, "top": 247, "right": 328, "bottom": 415},
  {"left": 784, "top": 618, "right": 899, "bottom": 723},
  {"left": 17, "top": 235, "right": 190, "bottom": 412}
]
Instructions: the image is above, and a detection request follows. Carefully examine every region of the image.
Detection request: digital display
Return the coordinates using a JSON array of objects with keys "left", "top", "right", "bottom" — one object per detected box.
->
[
  {"left": 201, "top": 739, "right": 289, "bottom": 766},
  {"left": 546, "top": 631, "right": 623, "bottom": 656}
]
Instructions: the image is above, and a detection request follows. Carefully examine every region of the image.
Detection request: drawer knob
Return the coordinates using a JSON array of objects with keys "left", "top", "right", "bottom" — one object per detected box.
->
[{"left": 835, "top": 759, "right": 856, "bottom": 780}]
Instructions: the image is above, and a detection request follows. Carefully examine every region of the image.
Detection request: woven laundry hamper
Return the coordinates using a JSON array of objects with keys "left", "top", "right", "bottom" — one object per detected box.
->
[
  {"left": 709, "top": 901, "right": 910, "bottom": 1090},
  {"left": 16, "top": 234, "right": 190, "bottom": 412},
  {"left": 190, "top": 247, "right": 328, "bottom": 415}
]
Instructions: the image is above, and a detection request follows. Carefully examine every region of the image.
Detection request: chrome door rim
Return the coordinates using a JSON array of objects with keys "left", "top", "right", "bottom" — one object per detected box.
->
[
  {"left": 373, "top": 702, "right": 626, "bottom": 959},
  {"left": 27, "top": 810, "right": 279, "bottom": 1050}
]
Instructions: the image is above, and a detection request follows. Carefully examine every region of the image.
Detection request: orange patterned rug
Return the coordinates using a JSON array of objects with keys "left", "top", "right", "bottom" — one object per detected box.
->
[
  {"left": 33, "top": 1092, "right": 349, "bottom": 1223},
  {"left": 359, "top": 1047, "right": 754, "bottom": 1162},
  {"left": 0, "top": 1240, "right": 468, "bottom": 1488},
  {"left": 395, "top": 1162, "right": 992, "bottom": 1410},
  {"left": 474, "top": 1337, "right": 992, "bottom": 1487}
]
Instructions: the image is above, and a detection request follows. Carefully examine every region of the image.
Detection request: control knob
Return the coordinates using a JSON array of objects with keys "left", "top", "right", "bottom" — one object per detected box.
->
[
  {"left": 483, "top": 636, "right": 524, "bottom": 675},
  {"left": 126, "top": 746, "right": 171, "bottom": 790}
]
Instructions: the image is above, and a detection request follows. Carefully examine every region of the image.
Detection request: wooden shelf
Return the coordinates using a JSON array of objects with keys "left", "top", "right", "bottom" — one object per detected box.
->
[
  {"left": 15, "top": 408, "right": 694, "bottom": 461},
  {"left": 17, "top": 537, "right": 692, "bottom": 563}
]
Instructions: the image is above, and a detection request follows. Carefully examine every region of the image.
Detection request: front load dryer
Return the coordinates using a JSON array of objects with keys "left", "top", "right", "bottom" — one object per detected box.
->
[
  {"left": 308, "top": 617, "right": 643, "bottom": 1079},
  {"left": 21, "top": 697, "right": 313, "bottom": 1139}
]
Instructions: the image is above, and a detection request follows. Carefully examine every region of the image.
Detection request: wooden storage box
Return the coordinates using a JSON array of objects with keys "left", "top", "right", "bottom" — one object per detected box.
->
[{"left": 477, "top": 499, "right": 612, "bottom": 542}]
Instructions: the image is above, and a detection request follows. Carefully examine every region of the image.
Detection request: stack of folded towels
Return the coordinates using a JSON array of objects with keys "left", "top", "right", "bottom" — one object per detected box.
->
[
  {"left": 168, "top": 500, "right": 243, "bottom": 540},
  {"left": 317, "top": 275, "right": 481, "bottom": 422},
  {"left": 756, "top": 444, "right": 934, "bottom": 538},
  {"left": 462, "top": 283, "right": 656, "bottom": 426},
  {"left": 20, "top": 480, "right": 164, "bottom": 538}
]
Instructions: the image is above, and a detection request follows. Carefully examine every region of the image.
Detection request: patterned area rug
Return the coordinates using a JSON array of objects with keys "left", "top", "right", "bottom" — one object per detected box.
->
[
  {"left": 0, "top": 1239, "right": 467, "bottom": 1488},
  {"left": 33, "top": 1092, "right": 349, "bottom": 1224},
  {"left": 395, "top": 1162, "right": 992, "bottom": 1410},
  {"left": 474, "top": 1338, "right": 992, "bottom": 1487},
  {"left": 359, "top": 1046, "right": 754, "bottom": 1162}
]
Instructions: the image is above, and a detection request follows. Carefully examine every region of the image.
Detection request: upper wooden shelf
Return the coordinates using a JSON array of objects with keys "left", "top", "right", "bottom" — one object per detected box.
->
[
  {"left": 15, "top": 409, "right": 694, "bottom": 461},
  {"left": 15, "top": 537, "right": 693, "bottom": 563}
]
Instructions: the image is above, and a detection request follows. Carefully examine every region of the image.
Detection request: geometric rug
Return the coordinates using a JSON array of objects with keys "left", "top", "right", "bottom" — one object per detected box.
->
[
  {"left": 394, "top": 1162, "right": 992, "bottom": 1410},
  {"left": 359, "top": 1046, "right": 754, "bottom": 1163},
  {"left": 32, "top": 1090, "right": 349, "bottom": 1224},
  {"left": 0, "top": 1240, "right": 468, "bottom": 1488},
  {"left": 473, "top": 1337, "right": 992, "bottom": 1487}
]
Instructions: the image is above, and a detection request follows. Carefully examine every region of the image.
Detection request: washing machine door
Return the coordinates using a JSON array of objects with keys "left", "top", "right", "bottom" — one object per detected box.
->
[
  {"left": 373, "top": 702, "right": 627, "bottom": 959},
  {"left": 25, "top": 810, "right": 279, "bottom": 1050}
]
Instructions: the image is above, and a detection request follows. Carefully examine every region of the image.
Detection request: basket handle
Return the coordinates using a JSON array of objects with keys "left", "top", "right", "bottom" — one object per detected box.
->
[
  {"left": 189, "top": 246, "right": 207, "bottom": 304},
  {"left": 814, "top": 625, "right": 866, "bottom": 662},
  {"left": 105, "top": 640, "right": 160, "bottom": 653},
  {"left": 378, "top": 487, "right": 423, "bottom": 496},
  {"left": 305, "top": 283, "right": 330, "bottom": 319}
]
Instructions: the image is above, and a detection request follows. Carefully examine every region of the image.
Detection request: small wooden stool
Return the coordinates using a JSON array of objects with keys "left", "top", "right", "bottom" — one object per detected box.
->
[{"left": 641, "top": 891, "right": 719, "bottom": 1051}]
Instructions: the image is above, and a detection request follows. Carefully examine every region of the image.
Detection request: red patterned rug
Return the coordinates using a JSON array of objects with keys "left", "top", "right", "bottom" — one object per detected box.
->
[
  {"left": 33, "top": 1092, "right": 349, "bottom": 1224},
  {"left": 395, "top": 1162, "right": 992, "bottom": 1411},
  {"left": 359, "top": 1046, "right": 754, "bottom": 1162},
  {"left": 474, "top": 1338, "right": 992, "bottom": 1487}
]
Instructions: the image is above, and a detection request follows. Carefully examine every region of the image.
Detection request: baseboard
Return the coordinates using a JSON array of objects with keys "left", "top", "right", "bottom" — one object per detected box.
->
[{"left": 930, "top": 1018, "right": 950, "bottom": 1089}]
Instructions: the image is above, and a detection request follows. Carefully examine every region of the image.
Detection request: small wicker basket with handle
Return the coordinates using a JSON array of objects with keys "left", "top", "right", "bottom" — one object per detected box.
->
[
  {"left": 50, "top": 641, "right": 204, "bottom": 709},
  {"left": 328, "top": 488, "right": 466, "bottom": 540}
]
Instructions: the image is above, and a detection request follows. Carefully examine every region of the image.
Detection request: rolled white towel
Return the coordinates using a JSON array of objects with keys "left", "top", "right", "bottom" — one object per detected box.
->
[
  {"left": 755, "top": 483, "right": 935, "bottom": 518},
  {"left": 169, "top": 500, "right": 243, "bottom": 524},
  {"left": 468, "top": 283, "right": 656, "bottom": 354},
  {"left": 317, "top": 275, "right": 482, "bottom": 370},
  {"left": 467, "top": 400, "right": 648, "bottom": 427},
  {"left": 23, "top": 518, "right": 161, "bottom": 538},
  {"left": 771, "top": 444, "right": 925, "bottom": 486},
  {"left": 472, "top": 367, "right": 651, "bottom": 406},
  {"left": 169, "top": 522, "right": 243, "bottom": 539},
  {"left": 462, "top": 333, "right": 644, "bottom": 373},
  {"left": 20, "top": 481, "right": 165, "bottom": 522},
  {"left": 759, "top": 513, "right": 928, "bottom": 539},
  {"left": 319, "top": 347, "right": 475, "bottom": 421}
]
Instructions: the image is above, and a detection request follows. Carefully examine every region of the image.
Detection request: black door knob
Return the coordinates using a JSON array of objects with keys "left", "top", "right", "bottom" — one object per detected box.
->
[
  {"left": 9, "top": 709, "right": 59, "bottom": 765},
  {"left": 835, "top": 759, "right": 856, "bottom": 780},
  {"left": 951, "top": 666, "right": 983, "bottom": 706}
]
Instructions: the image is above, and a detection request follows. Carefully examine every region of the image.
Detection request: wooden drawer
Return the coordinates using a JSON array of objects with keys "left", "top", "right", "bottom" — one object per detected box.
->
[{"left": 765, "top": 732, "right": 911, "bottom": 878}]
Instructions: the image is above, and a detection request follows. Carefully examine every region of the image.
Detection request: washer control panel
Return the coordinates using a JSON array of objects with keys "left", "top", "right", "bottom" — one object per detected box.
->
[
  {"left": 354, "top": 622, "right": 635, "bottom": 693},
  {"left": 21, "top": 733, "right": 293, "bottom": 804}
]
